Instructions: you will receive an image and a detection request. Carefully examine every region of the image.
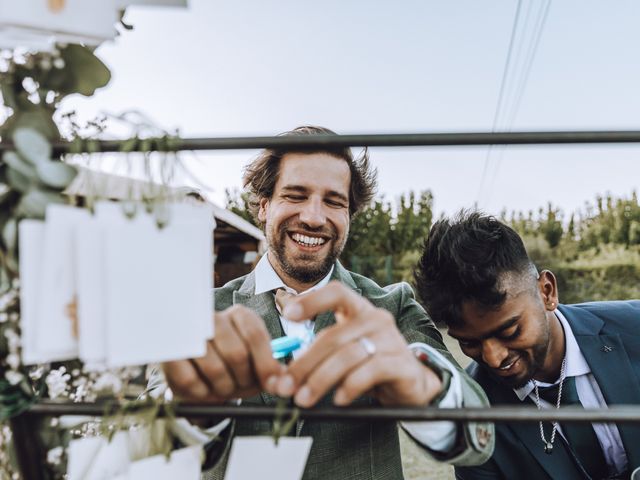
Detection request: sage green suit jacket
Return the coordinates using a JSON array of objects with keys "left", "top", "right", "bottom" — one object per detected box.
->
[{"left": 203, "top": 262, "right": 493, "bottom": 480}]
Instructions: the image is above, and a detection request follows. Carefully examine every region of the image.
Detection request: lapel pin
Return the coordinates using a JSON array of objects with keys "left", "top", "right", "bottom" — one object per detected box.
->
[{"left": 601, "top": 345, "right": 613, "bottom": 353}]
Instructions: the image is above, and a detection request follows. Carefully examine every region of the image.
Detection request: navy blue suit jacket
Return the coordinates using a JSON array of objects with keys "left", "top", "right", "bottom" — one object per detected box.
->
[{"left": 456, "top": 300, "right": 640, "bottom": 480}]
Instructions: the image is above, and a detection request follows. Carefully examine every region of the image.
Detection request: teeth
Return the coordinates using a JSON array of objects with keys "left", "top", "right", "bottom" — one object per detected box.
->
[
  {"left": 500, "top": 359, "right": 517, "bottom": 370},
  {"left": 292, "top": 233, "right": 326, "bottom": 247}
]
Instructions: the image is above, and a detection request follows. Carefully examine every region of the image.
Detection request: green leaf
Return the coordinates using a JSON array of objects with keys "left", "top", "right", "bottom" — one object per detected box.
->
[
  {"left": 36, "top": 160, "right": 77, "bottom": 189},
  {"left": 6, "top": 166, "right": 34, "bottom": 193},
  {"left": 43, "top": 45, "right": 111, "bottom": 97},
  {"left": 3, "top": 152, "right": 38, "bottom": 182},
  {"left": 2, "top": 218, "right": 17, "bottom": 253},
  {"left": 16, "top": 189, "right": 65, "bottom": 219},
  {"left": 8, "top": 108, "right": 60, "bottom": 141},
  {"left": 12, "top": 127, "right": 52, "bottom": 166}
]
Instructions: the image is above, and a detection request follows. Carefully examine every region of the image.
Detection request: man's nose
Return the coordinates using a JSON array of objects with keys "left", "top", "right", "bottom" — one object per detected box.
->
[
  {"left": 299, "top": 198, "right": 326, "bottom": 227},
  {"left": 481, "top": 339, "right": 509, "bottom": 369}
]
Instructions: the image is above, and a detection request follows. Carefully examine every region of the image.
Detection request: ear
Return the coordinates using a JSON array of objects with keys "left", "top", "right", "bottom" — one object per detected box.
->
[
  {"left": 258, "top": 197, "right": 269, "bottom": 223},
  {"left": 537, "top": 270, "right": 559, "bottom": 311}
]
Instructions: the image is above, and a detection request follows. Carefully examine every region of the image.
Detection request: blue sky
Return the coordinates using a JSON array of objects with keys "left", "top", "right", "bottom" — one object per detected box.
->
[{"left": 63, "top": 0, "right": 640, "bottom": 219}]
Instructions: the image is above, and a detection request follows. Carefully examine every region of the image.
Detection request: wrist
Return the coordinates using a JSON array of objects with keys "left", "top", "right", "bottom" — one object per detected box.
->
[{"left": 411, "top": 345, "right": 452, "bottom": 406}]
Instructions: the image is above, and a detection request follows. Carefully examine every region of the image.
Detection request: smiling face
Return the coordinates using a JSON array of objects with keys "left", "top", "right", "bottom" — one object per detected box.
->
[
  {"left": 258, "top": 152, "right": 351, "bottom": 292},
  {"left": 447, "top": 272, "right": 564, "bottom": 388}
]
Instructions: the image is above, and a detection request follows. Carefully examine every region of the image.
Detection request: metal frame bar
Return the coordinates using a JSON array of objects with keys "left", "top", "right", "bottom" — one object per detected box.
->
[
  {"left": 3, "top": 130, "right": 640, "bottom": 154},
  {"left": 25, "top": 401, "right": 640, "bottom": 424},
  {"left": 8, "top": 128, "right": 640, "bottom": 480}
]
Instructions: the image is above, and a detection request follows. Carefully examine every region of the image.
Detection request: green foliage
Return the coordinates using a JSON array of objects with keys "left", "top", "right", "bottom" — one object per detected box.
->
[
  {"left": 224, "top": 188, "right": 255, "bottom": 225},
  {"left": 225, "top": 184, "right": 640, "bottom": 304},
  {"left": 341, "top": 191, "right": 434, "bottom": 283},
  {"left": 0, "top": 45, "right": 111, "bottom": 276}
]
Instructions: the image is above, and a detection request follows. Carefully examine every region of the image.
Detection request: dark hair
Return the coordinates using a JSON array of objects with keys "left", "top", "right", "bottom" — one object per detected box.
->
[
  {"left": 414, "top": 210, "right": 536, "bottom": 327},
  {"left": 242, "top": 125, "right": 377, "bottom": 227}
]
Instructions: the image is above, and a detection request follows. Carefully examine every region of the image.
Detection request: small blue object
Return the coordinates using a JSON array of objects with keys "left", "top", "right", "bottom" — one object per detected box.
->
[{"left": 271, "top": 336, "right": 303, "bottom": 359}]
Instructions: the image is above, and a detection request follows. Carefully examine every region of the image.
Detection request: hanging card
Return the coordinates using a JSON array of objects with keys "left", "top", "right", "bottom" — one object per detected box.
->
[
  {"left": 224, "top": 437, "right": 313, "bottom": 480},
  {"left": 36, "top": 205, "right": 89, "bottom": 361},
  {"left": 100, "top": 201, "right": 212, "bottom": 366},
  {"left": 18, "top": 220, "right": 47, "bottom": 365},
  {"left": 0, "top": 0, "right": 117, "bottom": 45},
  {"left": 127, "top": 445, "right": 202, "bottom": 479}
]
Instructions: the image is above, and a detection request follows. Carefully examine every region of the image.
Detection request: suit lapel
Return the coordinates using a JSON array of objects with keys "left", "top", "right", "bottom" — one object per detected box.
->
[
  {"left": 299, "top": 262, "right": 360, "bottom": 434},
  {"left": 313, "top": 262, "right": 361, "bottom": 333},
  {"left": 487, "top": 382, "right": 585, "bottom": 480},
  {"left": 563, "top": 304, "right": 640, "bottom": 470},
  {"left": 575, "top": 333, "right": 640, "bottom": 469},
  {"left": 232, "top": 272, "right": 284, "bottom": 406}
]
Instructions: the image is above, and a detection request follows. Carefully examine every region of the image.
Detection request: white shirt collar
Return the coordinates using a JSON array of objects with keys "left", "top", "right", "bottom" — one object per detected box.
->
[
  {"left": 253, "top": 253, "right": 334, "bottom": 295},
  {"left": 513, "top": 308, "right": 591, "bottom": 401}
]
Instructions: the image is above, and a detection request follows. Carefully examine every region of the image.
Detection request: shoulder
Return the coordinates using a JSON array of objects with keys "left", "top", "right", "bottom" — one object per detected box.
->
[
  {"left": 213, "top": 274, "right": 250, "bottom": 309},
  {"left": 564, "top": 300, "right": 640, "bottom": 333},
  {"left": 346, "top": 269, "right": 418, "bottom": 307}
]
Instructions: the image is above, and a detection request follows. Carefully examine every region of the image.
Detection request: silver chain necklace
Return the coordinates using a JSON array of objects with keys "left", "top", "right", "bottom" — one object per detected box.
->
[{"left": 532, "top": 356, "right": 567, "bottom": 454}]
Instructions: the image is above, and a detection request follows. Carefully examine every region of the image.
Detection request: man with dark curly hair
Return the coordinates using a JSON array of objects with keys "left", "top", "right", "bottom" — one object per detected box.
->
[
  {"left": 415, "top": 210, "right": 640, "bottom": 480},
  {"left": 160, "top": 127, "right": 493, "bottom": 479}
]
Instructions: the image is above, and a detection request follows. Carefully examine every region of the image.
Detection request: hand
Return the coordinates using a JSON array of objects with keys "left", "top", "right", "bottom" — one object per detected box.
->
[
  {"left": 163, "top": 304, "right": 284, "bottom": 403},
  {"left": 274, "top": 281, "right": 442, "bottom": 408}
]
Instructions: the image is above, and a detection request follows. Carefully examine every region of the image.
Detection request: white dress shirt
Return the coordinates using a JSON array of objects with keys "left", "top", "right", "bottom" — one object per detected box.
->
[
  {"left": 254, "top": 254, "right": 463, "bottom": 452},
  {"left": 514, "top": 309, "right": 628, "bottom": 475}
]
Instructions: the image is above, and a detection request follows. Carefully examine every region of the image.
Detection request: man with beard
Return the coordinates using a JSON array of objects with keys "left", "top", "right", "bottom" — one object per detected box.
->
[
  {"left": 414, "top": 211, "right": 640, "bottom": 480},
  {"left": 160, "top": 126, "right": 494, "bottom": 479}
]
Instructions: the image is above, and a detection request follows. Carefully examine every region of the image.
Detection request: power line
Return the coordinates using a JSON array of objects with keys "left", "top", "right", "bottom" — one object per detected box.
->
[{"left": 477, "top": 0, "right": 525, "bottom": 205}]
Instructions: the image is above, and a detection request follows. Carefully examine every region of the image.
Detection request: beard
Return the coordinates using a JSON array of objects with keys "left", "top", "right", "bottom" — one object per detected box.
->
[
  {"left": 485, "top": 317, "right": 551, "bottom": 389},
  {"left": 268, "top": 219, "right": 347, "bottom": 286}
]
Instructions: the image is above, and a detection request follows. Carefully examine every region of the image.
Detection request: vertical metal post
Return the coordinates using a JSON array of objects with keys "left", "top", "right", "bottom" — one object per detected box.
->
[{"left": 9, "top": 413, "right": 46, "bottom": 480}]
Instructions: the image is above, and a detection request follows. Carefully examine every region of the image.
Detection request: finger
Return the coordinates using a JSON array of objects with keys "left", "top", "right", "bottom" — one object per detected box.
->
[
  {"left": 334, "top": 355, "right": 437, "bottom": 407},
  {"left": 293, "top": 338, "right": 373, "bottom": 407},
  {"left": 282, "top": 281, "right": 372, "bottom": 322},
  {"left": 162, "top": 359, "right": 210, "bottom": 399},
  {"left": 278, "top": 307, "right": 398, "bottom": 398},
  {"left": 192, "top": 342, "right": 237, "bottom": 397},
  {"left": 213, "top": 319, "right": 253, "bottom": 389},
  {"left": 226, "top": 305, "right": 285, "bottom": 391}
]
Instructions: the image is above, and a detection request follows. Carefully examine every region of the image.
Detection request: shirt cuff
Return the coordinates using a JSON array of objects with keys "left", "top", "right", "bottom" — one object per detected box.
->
[{"left": 400, "top": 342, "right": 463, "bottom": 452}]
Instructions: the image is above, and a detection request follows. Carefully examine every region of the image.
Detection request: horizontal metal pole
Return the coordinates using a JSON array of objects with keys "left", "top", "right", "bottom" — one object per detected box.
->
[
  {"left": 3, "top": 131, "right": 640, "bottom": 154},
  {"left": 25, "top": 401, "right": 640, "bottom": 424}
]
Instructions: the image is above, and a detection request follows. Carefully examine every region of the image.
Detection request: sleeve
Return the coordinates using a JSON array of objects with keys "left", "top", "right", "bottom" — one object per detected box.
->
[{"left": 389, "top": 282, "right": 495, "bottom": 466}]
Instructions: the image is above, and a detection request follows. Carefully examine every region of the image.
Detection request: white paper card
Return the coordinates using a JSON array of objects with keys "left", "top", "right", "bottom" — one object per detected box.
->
[
  {"left": 67, "top": 432, "right": 130, "bottom": 480},
  {"left": 0, "top": 0, "right": 117, "bottom": 44},
  {"left": 18, "top": 220, "right": 46, "bottom": 365},
  {"left": 225, "top": 437, "right": 313, "bottom": 480},
  {"left": 75, "top": 218, "right": 107, "bottom": 364},
  {"left": 127, "top": 445, "right": 202, "bottom": 479},
  {"left": 36, "top": 205, "right": 89, "bottom": 361},
  {"left": 101, "top": 202, "right": 212, "bottom": 366}
]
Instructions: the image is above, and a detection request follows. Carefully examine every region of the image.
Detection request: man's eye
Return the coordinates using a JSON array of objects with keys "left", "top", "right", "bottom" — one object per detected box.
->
[
  {"left": 284, "top": 195, "right": 305, "bottom": 202},
  {"left": 499, "top": 327, "right": 520, "bottom": 341},
  {"left": 458, "top": 340, "right": 479, "bottom": 349},
  {"left": 326, "top": 199, "right": 347, "bottom": 208}
]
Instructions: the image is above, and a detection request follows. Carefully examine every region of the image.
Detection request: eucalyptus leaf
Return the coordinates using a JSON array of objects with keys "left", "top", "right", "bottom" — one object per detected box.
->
[
  {"left": 6, "top": 166, "right": 34, "bottom": 193},
  {"left": 3, "top": 152, "right": 38, "bottom": 182},
  {"left": 44, "top": 45, "right": 111, "bottom": 97},
  {"left": 0, "top": 185, "right": 16, "bottom": 205},
  {"left": 16, "top": 189, "right": 64, "bottom": 219},
  {"left": 0, "top": 82, "right": 17, "bottom": 110},
  {"left": 36, "top": 161, "right": 77, "bottom": 189},
  {"left": 12, "top": 128, "right": 52, "bottom": 166},
  {"left": 8, "top": 109, "right": 60, "bottom": 140},
  {"left": 2, "top": 218, "right": 17, "bottom": 253}
]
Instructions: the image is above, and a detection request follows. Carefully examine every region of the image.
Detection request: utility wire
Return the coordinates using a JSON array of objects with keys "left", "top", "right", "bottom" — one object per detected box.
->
[
  {"left": 485, "top": 0, "right": 552, "bottom": 204},
  {"left": 476, "top": 0, "right": 525, "bottom": 205}
]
